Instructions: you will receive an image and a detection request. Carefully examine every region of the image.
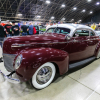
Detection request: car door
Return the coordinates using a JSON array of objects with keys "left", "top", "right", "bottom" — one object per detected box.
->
[
  {"left": 67, "top": 29, "right": 91, "bottom": 62},
  {"left": 86, "top": 30, "right": 99, "bottom": 57}
]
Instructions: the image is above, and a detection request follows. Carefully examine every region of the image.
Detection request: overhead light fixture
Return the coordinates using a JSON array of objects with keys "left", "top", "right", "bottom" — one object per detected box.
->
[
  {"left": 17, "top": 13, "right": 22, "bottom": 17},
  {"left": 51, "top": 16, "right": 54, "bottom": 19},
  {"left": 36, "top": 15, "right": 41, "bottom": 18},
  {"left": 71, "top": 19, "right": 74, "bottom": 22},
  {"left": 61, "top": 18, "right": 65, "bottom": 21},
  {"left": 46, "top": 0, "right": 50, "bottom": 4},
  {"left": 90, "top": 11, "right": 93, "bottom": 14},
  {"left": 96, "top": 2, "right": 100, "bottom": 5},
  {"left": 73, "top": 7, "right": 77, "bottom": 10},
  {"left": 82, "top": 9, "right": 86, "bottom": 12},
  {"left": 87, "top": 0, "right": 91, "bottom": 2},
  {"left": 61, "top": 4, "right": 65, "bottom": 8},
  {"left": 79, "top": 20, "right": 82, "bottom": 22}
]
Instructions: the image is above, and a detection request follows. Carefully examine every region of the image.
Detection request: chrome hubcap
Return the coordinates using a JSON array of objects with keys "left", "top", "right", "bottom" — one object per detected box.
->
[{"left": 36, "top": 66, "right": 52, "bottom": 85}]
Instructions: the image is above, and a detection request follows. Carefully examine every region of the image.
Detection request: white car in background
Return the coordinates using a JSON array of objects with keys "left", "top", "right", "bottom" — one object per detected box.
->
[{"left": 95, "top": 31, "right": 100, "bottom": 36}]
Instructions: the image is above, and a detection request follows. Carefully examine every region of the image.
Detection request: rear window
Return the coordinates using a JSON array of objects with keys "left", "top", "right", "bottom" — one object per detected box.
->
[{"left": 74, "top": 30, "right": 89, "bottom": 37}]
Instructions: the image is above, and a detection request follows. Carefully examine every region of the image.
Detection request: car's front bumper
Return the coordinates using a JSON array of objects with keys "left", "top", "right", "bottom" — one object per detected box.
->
[{"left": 0, "top": 70, "right": 20, "bottom": 84}]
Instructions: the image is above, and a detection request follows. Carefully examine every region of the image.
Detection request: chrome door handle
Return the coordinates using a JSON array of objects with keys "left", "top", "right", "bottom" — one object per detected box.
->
[{"left": 73, "top": 40, "right": 78, "bottom": 42}]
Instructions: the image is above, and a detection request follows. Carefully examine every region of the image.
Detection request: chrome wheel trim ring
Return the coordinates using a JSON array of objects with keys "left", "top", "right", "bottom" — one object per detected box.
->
[{"left": 36, "top": 66, "right": 52, "bottom": 85}]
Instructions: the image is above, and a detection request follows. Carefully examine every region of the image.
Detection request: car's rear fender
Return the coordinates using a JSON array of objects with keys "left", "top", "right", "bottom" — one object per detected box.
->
[
  {"left": 16, "top": 48, "right": 69, "bottom": 82},
  {"left": 95, "top": 41, "right": 100, "bottom": 57}
]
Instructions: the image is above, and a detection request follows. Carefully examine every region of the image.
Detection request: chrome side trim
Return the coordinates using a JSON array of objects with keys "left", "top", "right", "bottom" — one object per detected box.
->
[
  {"left": 11, "top": 37, "right": 99, "bottom": 48},
  {"left": 11, "top": 42, "right": 68, "bottom": 47}
]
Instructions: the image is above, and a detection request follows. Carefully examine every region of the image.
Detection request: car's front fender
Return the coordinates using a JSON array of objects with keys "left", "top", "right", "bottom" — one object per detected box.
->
[{"left": 15, "top": 48, "right": 69, "bottom": 82}]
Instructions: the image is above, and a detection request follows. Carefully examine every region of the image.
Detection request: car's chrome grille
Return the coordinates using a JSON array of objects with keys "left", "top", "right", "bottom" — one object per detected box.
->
[{"left": 3, "top": 53, "right": 16, "bottom": 72}]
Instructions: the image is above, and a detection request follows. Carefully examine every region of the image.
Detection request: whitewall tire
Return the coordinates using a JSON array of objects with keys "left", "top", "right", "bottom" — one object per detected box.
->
[{"left": 31, "top": 62, "right": 56, "bottom": 89}]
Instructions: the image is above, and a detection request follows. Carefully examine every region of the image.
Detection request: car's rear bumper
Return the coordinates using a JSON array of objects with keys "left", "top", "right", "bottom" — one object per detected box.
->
[{"left": 0, "top": 70, "right": 20, "bottom": 84}]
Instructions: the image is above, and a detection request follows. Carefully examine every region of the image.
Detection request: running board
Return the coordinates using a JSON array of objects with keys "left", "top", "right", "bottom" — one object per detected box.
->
[{"left": 69, "top": 57, "right": 96, "bottom": 69}]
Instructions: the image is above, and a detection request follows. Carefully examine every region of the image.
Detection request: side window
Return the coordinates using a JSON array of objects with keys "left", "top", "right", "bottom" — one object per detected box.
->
[
  {"left": 55, "top": 27, "right": 70, "bottom": 34},
  {"left": 74, "top": 29, "right": 89, "bottom": 37},
  {"left": 90, "top": 31, "right": 95, "bottom": 36},
  {"left": 46, "top": 28, "right": 55, "bottom": 33}
]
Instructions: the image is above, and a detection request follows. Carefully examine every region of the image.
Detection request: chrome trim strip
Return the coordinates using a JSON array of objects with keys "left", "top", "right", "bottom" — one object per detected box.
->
[{"left": 11, "top": 38, "right": 99, "bottom": 47}]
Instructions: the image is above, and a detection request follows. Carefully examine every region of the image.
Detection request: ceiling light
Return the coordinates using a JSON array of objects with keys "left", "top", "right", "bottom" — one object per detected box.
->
[
  {"left": 96, "top": 2, "right": 100, "bottom": 5},
  {"left": 61, "top": 4, "right": 65, "bottom": 8},
  {"left": 46, "top": 0, "right": 50, "bottom": 4},
  {"left": 17, "top": 13, "right": 22, "bottom": 17},
  {"left": 51, "top": 16, "right": 54, "bottom": 19},
  {"left": 87, "top": 0, "right": 91, "bottom": 2},
  {"left": 36, "top": 15, "right": 41, "bottom": 18},
  {"left": 90, "top": 11, "right": 93, "bottom": 14},
  {"left": 61, "top": 18, "right": 65, "bottom": 20},
  {"left": 73, "top": 7, "right": 77, "bottom": 10},
  {"left": 82, "top": 9, "right": 86, "bottom": 12},
  {"left": 79, "top": 20, "right": 82, "bottom": 22},
  {"left": 71, "top": 19, "right": 74, "bottom": 22}
]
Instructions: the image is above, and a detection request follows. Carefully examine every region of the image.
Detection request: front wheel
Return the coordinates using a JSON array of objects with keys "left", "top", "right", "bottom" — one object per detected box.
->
[{"left": 31, "top": 62, "right": 56, "bottom": 89}]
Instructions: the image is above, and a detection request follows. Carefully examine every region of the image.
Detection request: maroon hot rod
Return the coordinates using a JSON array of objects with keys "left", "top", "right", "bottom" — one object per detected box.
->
[{"left": 1, "top": 24, "right": 100, "bottom": 89}]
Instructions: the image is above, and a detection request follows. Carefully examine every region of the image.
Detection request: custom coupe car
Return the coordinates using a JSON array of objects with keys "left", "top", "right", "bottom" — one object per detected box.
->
[{"left": 1, "top": 24, "right": 100, "bottom": 89}]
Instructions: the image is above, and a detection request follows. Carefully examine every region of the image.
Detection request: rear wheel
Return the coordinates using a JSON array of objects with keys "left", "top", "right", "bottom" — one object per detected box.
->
[
  {"left": 97, "top": 51, "right": 100, "bottom": 59},
  {"left": 31, "top": 62, "right": 56, "bottom": 89}
]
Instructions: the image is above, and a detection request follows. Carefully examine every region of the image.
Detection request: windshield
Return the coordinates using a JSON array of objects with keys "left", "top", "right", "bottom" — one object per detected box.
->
[{"left": 46, "top": 27, "right": 70, "bottom": 34}]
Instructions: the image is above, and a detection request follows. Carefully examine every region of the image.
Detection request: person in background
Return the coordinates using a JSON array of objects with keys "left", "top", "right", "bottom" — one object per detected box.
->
[
  {"left": 4, "top": 20, "right": 12, "bottom": 37},
  {"left": 11, "top": 21, "right": 19, "bottom": 36},
  {"left": 91, "top": 23, "right": 96, "bottom": 30},
  {"left": 97, "top": 23, "right": 100, "bottom": 31},
  {"left": 33, "top": 26, "right": 37, "bottom": 34},
  {"left": 0, "top": 21, "right": 6, "bottom": 62},
  {"left": 21, "top": 22, "right": 28, "bottom": 36},
  {"left": 46, "top": 22, "right": 53, "bottom": 30},
  {"left": 28, "top": 22, "right": 33, "bottom": 35}
]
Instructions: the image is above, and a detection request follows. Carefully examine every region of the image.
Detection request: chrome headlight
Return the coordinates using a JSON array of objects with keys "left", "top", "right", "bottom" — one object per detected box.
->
[{"left": 15, "top": 54, "right": 23, "bottom": 69}]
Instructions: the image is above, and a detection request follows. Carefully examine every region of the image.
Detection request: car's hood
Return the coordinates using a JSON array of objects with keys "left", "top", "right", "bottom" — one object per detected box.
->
[
  {"left": 7, "top": 33, "right": 65, "bottom": 43},
  {"left": 3, "top": 33, "right": 66, "bottom": 54}
]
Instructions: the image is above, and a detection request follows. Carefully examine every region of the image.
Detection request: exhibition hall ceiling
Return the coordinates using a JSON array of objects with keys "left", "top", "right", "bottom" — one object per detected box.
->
[{"left": 0, "top": 0, "right": 100, "bottom": 22}]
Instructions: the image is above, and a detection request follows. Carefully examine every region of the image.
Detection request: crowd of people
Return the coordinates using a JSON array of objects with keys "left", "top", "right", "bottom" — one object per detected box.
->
[
  {"left": 0, "top": 21, "right": 37, "bottom": 38},
  {"left": 85, "top": 23, "right": 100, "bottom": 30},
  {"left": 0, "top": 20, "right": 37, "bottom": 62}
]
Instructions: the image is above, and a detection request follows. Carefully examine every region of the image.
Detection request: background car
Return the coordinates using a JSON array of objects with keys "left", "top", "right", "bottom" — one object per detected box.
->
[
  {"left": 34, "top": 25, "right": 46, "bottom": 34},
  {"left": 95, "top": 31, "right": 100, "bottom": 36}
]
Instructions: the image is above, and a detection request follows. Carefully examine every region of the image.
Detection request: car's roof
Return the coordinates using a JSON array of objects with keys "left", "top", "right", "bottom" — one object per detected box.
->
[
  {"left": 50, "top": 24, "right": 92, "bottom": 30},
  {"left": 48, "top": 24, "right": 95, "bottom": 37}
]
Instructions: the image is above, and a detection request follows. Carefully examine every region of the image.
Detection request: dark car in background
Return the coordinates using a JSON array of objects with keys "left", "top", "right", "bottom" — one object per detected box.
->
[{"left": 34, "top": 25, "right": 46, "bottom": 34}]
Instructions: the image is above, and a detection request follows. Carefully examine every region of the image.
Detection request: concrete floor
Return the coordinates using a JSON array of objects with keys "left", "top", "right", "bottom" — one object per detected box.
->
[{"left": 0, "top": 47, "right": 100, "bottom": 100}]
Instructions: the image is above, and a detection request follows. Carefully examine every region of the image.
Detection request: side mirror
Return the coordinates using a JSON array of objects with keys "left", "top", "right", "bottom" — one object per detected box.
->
[
  {"left": 65, "top": 34, "right": 71, "bottom": 40},
  {"left": 75, "top": 33, "right": 79, "bottom": 37}
]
